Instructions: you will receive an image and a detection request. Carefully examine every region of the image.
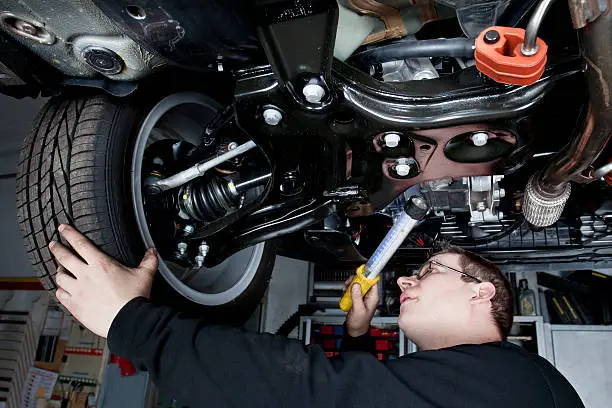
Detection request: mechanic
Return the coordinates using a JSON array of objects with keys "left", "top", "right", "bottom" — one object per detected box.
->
[{"left": 48, "top": 224, "right": 583, "bottom": 407}]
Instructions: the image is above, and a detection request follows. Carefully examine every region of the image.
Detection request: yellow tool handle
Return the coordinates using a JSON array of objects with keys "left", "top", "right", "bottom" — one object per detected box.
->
[{"left": 339, "top": 265, "right": 380, "bottom": 312}]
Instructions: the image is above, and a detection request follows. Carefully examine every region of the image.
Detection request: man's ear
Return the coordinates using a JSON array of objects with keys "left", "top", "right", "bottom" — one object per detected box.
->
[{"left": 471, "top": 282, "right": 496, "bottom": 304}]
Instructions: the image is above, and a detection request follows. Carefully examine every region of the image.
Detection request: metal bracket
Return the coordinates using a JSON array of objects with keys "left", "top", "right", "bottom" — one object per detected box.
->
[
  {"left": 207, "top": 198, "right": 336, "bottom": 263},
  {"left": 256, "top": 0, "right": 338, "bottom": 108}
]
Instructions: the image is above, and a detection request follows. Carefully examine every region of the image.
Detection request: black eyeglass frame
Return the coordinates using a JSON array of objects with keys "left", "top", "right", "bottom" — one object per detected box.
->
[{"left": 416, "top": 259, "right": 482, "bottom": 283}]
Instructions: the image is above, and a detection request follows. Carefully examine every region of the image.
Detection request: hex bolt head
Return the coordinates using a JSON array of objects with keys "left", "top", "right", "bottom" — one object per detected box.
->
[
  {"left": 302, "top": 84, "right": 326, "bottom": 104},
  {"left": 484, "top": 30, "right": 500, "bottom": 44},
  {"left": 263, "top": 108, "right": 283, "bottom": 126},
  {"left": 384, "top": 133, "right": 401, "bottom": 148},
  {"left": 471, "top": 132, "right": 489, "bottom": 147},
  {"left": 195, "top": 255, "right": 205, "bottom": 268},
  {"left": 177, "top": 242, "right": 188, "bottom": 255},
  {"left": 183, "top": 225, "right": 195, "bottom": 235},
  {"left": 198, "top": 242, "right": 210, "bottom": 257}
]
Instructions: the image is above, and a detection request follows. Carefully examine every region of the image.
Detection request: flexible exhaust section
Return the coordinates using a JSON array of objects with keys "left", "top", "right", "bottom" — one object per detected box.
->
[{"left": 523, "top": 2, "right": 612, "bottom": 227}]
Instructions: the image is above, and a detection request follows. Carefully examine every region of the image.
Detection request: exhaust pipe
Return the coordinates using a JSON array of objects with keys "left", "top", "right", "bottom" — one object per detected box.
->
[{"left": 523, "top": 1, "right": 612, "bottom": 227}]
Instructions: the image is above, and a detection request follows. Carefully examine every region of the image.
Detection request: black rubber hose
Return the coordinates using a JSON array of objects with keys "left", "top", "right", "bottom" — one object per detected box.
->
[{"left": 349, "top": 38, "right": 476, "bottom": 68}]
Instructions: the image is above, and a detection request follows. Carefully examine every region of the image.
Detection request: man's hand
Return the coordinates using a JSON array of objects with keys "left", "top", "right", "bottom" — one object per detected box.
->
[
  {"left": 48, "top": 224, "right": 158, "bottom": 338},
  {"left": 344, "top": 275, "right": 379, "bottom": 337}
]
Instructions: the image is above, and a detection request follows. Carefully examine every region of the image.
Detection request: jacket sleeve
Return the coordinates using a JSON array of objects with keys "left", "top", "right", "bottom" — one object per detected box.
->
[
  {"left": 107, "top": 297, "right": 405, "bottom": 408},
  {"left": 339, "top": 326, "right": 376, "bottom": 355}
]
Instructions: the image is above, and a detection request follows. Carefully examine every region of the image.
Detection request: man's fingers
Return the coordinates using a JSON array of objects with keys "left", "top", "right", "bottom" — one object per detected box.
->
[
  {"left": 57, "top": 224, "right": 109, "bottom": 265},
  {"left": 364, "top": 283, "right": 380, "bottom": 311},
  {"left": 55, "top": 268, "right": 78, "bottom": 293},
  {"left": 350, "top": 283, "right": 366, "bottom": 313},
  {"left": 137, "top": 248, "right": 158, "bottom": 274},
  {"left": 55, "top": 288, "right": 72, "bottom": 309},
  {"left": 49, "top": 241, "right": 87, "bottom": 275},
  {"left": 343, "top": 275, "right": 355, "bottom": 291}
]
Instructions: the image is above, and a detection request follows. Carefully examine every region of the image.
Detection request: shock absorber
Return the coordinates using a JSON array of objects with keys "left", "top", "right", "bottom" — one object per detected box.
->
[{"left": 178, "top": 173, "right": 271, "bottom": 222}]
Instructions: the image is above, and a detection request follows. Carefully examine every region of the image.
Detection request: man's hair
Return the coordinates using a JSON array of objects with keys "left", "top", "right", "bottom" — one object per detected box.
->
[{"left": 432, "top": 246, "right": 514, "bottom": 339}]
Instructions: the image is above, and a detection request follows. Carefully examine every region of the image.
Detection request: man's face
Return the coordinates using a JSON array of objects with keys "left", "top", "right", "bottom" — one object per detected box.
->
[{"left": 396, "top": 253, "right": 477, "bottom": 340}]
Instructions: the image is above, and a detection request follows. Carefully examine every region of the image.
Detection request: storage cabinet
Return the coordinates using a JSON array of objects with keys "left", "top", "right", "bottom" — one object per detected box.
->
[{"left": 544, "top": 325, "right": 612, "bottom": 408}]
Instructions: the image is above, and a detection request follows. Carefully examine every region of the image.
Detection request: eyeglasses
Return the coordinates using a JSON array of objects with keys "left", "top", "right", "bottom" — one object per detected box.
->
[{"left": 416, "top": 259, "right": 482, "bottom": 283}]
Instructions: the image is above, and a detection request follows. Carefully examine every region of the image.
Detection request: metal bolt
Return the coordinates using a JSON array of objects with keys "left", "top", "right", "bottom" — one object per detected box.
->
[
  {"left": 484, "top": 30, "right": 500, "bottom": 44},
  {"left": 195, "top": 255, "right": 205, "bottom": 268},
  {"left": 384, "top": 133, "right": 401, "bottom": 148},
  {"left": 18, "top": 21, "right": 37, "bottom": 36},
  {"left": 198, "top": 242, "right": 210, "bottom": 257},
  {"left": 302, "top": 84, "right": 326, "bottom": 104},
  {"left": 471, "top": 132, "right": 489, "bottom": 147},
  {"left": 263, "top": 108, "right": 283, "bottom": 126},
  {"left": 395, "top": 159, "right": 411, "bottom": 177},
  {"left": 183, "top": 225, "right": 195, "bottom": 235},
  {"left": 227, "top": 142, "right": 238, "bottom": 151},
  {"left": 217, "top": 57, "right": 224, "bottom": 72},
  {"left": 477, "top": 201, "right": 486, "bottom": 212},
  {"left": 177, "top": 242, "right": 188, "bottom": 255}
]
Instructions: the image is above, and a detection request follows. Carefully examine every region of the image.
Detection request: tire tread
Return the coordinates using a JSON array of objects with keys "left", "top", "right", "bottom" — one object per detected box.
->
[{"left": 16, "top": 95, "right": 121, "bottom": 297}]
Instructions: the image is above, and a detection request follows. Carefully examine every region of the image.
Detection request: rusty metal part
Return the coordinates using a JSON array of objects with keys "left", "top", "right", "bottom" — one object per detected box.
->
[
  {"left": 568, "top": 0, "right": 609, "bottom": 29},
  {"left": 539, "top": 6, "right": 612, "bottom": 194},
  {"left": 414, "top": 0, "right": 438, "bottom": 24},
  {"left": 348, "top": 0, "right": 408, "bottom": 44}
]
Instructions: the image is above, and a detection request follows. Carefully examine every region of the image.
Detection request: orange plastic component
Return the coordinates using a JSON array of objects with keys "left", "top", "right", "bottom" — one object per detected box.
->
[{"left": 474, "top": 26, "right": 547, "bottom": 86}]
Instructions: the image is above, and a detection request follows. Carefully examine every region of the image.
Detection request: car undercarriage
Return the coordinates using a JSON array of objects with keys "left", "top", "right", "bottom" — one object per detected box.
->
[{"left": 2, "top": 0, "right": 611, "bottom": 314}]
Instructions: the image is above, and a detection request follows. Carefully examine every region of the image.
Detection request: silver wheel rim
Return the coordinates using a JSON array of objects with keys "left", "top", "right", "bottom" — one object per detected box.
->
[{"left": 131, "top": 92, "right": 266, "bottom": 306}]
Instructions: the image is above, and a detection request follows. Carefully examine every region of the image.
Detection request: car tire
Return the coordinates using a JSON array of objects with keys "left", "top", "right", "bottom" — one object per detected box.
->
[{"left": 16, "top": 92, "right": 275, "bottom": 322}]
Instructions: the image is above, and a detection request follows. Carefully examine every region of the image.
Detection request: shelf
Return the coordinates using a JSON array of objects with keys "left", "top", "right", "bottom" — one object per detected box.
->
[
  {"left": 548, "top": 324, "right": 612, "bottom": 331},
  {"left": 513, "top": 315, "right": 543, "bottom": 323}
]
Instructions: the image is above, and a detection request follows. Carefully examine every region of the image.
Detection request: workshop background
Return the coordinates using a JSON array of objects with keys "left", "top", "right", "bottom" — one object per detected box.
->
[{"left": 1, "top": 94, "right": 611, "bottom": 407}]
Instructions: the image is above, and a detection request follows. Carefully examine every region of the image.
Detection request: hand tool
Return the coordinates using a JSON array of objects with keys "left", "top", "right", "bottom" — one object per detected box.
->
[{"left": 339, "top": 195, "right": 430, "bottom": 312}]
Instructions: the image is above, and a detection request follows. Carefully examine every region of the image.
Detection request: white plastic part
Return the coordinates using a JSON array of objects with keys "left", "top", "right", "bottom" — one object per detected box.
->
[
  {"left": 471, "top": 132, "right": 489, "bottom": 147},
  {"left": 384, "top": 133, "right": 401, "bottom": 148},
  {"left": 364, "top": 211, "right": 419, "bottom": 279},
  {"left": 263, "top": 108, "right": 283, "bottom": 126},
  {"left": 302, "top": 84, "right": 326, "bottom": 103},
  {"left": 395, "top": 163, "right": 411, "bottom": 176}
]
